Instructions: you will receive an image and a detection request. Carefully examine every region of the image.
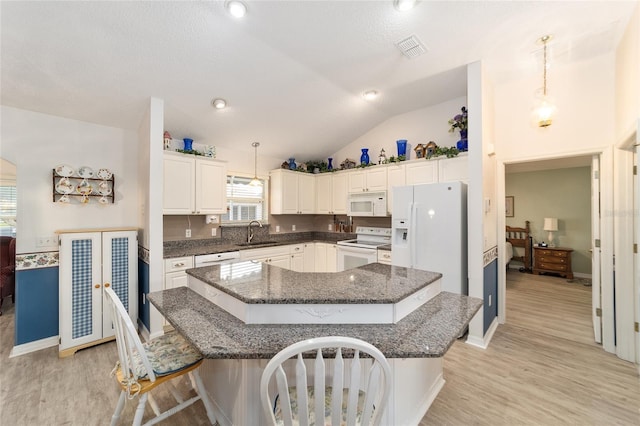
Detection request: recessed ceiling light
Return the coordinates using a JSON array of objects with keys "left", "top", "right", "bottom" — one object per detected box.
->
[
  {"left": 394, "top": 0, "right": 417, "bottom": 12},
  {"left": 226, "top": 1, "right": 247, "bottom": 18},
  {"left": 212, "top": 98, "right": 227, "bottom": 109},
  {"left": 363, "top": 90, "right": 379, "bottom": 101}
]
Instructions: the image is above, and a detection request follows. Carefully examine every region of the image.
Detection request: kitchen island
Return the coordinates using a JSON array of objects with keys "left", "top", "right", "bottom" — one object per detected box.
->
[{"left": 148, "top": 262, "right": 482, "bottom": 425}]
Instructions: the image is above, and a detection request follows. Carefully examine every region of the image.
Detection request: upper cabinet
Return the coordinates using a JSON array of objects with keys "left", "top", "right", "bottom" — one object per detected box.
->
[
  {"left": 316, "top": 171, "right": 348, "bottom": 215},
  {"left": 347, "top": 167, "right": 387, "bottom": 193},
  {"left": 438, "top": 156, "right": 469, "bottom": 183},
  {"left": 269, "top": 155, "right": 467, "bottom": 216},
  {"left": 270, "top": 169, "right": 316, "bottom": 214},
  {"left": 405, "top": 161, "right": 438, "bottom": 185},
  {"left": 163, "top": 152, "right": 227, "bottom": 215}
]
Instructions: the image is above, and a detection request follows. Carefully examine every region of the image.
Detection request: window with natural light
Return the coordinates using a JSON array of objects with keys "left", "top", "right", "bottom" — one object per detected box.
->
[
  {"left": 0, "top": 184, "right": 17, "bottom": 237},
  {"left": 221, "top": 175, "right": 266, "bottom": 223}
]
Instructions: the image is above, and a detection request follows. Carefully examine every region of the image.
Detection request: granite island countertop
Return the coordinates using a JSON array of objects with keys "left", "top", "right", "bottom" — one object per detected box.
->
[
  {"left": 186, "top": 262, "right": 441, "bottom": 304},
  {"left": 148, "top": 286, "right": 482, "bottom": 359}
]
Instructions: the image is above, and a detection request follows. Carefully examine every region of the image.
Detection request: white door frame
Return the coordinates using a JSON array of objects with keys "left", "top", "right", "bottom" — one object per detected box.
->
[{"left": 496, "top": 146, "right": 619, "bottom": 356}]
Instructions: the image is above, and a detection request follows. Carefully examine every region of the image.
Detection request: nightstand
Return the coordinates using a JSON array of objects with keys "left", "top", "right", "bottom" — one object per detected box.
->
[{"left": 533, "top": 246, "right": 573, "bottom": 279}]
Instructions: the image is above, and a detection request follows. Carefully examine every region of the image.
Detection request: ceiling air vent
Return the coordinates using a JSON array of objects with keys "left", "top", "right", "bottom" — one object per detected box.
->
[{"left": 396, "top": 35, "right": 427, "bottom": 59}]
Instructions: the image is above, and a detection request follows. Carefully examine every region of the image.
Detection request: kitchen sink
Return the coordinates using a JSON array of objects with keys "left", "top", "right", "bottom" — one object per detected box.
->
[{"left": 236, "top": 240, "right": 280, "bottom": 247}]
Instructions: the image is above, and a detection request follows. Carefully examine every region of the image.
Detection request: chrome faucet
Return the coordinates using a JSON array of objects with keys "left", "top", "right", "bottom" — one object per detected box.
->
[{"left": 247, "top": 220, "right": 263, "bottom": 243}]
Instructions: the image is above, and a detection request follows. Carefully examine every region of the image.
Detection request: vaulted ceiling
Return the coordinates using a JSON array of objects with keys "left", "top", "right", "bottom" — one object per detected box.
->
[{"left": 1, "top": 1, "right": 635, "bottom": 160}]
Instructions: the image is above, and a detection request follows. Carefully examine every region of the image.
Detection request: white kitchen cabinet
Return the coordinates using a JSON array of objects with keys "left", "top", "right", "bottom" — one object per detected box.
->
[
  {"left": 316, "top": 172, "right": 348, "bottom": 215},
  {"left": 164, "top": 256, "right": 194, "bottom": 290},
  {"left": 240, "top": 245, "right": 291, "bottom": 269},
  {"left": 347, "top": 167, "right": 387, "bottom": 193},
  {"left": 290, "top": 244, "right": 305, "bottom": 272},
  {"left": 438, "top": 155, "right": 468, "bottom": 183},
  {"left": 386, "top": 163, "right": 406, "bottom": 214},
  {"left": 270, "top": 169, "right": 316, "bottom": 214},
  {"left": 59, "top": 229, "right": 138, "bottom": 357},
  {"left": 303, "top": 243, "right": 315, "bottom": 272},
  {"left": 377, "top": 249, "right": 392, "bottom": 265},
  {"left": 163, "top": 152, "right": 227, "bottom": 215},
  {"left": 405, "top": 161, "right": 438, "bottom": 185},
  {"left": 314, "top": 242, "right": 338, "bottom": 272},
  {"left": 326, "top": 243, "right": 338, "bottom": 272}
]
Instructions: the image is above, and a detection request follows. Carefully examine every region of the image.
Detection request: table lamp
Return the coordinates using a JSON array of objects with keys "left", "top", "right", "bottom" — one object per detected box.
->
[{"left": 544, "top": 217, "right": 558, "bottom": 247}]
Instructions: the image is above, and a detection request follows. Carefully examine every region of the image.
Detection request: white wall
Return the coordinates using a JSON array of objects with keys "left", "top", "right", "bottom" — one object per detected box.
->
[
  {"left": 615, "top": 2, "right": 640, "bottom": 141},
  {"left": 0, "top": 106, "right": 139, "bottom": 253},
  {"left": 330, "top": 96, "right": 468, "bottom": 164},
  {"left": 495, "top": 54, "right": 615, "bottom": 159}
]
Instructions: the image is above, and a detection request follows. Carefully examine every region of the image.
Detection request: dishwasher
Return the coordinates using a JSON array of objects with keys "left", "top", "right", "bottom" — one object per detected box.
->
[{"left": 194, "top": 251, "right": 240, "bottom": 267}]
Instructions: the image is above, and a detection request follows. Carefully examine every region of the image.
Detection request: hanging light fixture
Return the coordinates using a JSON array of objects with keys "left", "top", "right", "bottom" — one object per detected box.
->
[
  {"left": 249, "top": 142, "right": 262, "bottom": 186},
  {"left": 533, "top": 35, "right": 556, "bottom": 128}
]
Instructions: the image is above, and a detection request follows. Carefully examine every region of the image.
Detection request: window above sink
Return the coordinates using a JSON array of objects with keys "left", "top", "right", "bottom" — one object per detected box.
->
[{"left": 221, "top": 174, "right": 268, "bottom": 224}]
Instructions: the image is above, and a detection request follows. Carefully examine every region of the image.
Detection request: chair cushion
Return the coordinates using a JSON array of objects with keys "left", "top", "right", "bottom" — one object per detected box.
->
[
  {"left": 133, "top": 331, "right": 203, "bottom": 379},
  {"left": 273, "top": 386, "right": 368, "bottom": 426}
]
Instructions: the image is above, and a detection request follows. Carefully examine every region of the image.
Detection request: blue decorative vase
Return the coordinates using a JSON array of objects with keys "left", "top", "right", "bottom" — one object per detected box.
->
[
  {"left": 183, "top": 138, "right": 194, "bottom": 151},
  {"left": 396, "top": 139, "right": 407, "bottom": 157},
  {"left": 327, "top": 158, "right": 333, "bottom": 170},
  {"left": 360, "top": 149, "right": 370, "bottom": 165},
  {"left": 456, "top": 129, "right": 468, "bottom": 152},
  {"left": 288, "top": 158, "right": 297, "bottom": 170}
]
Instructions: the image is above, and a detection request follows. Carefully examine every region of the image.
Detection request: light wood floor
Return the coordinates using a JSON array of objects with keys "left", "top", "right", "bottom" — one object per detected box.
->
[{"left": 1, "top": 271, "right": 639, "bottom": 425}]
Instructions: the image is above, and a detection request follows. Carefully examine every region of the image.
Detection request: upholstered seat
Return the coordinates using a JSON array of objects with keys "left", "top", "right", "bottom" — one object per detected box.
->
[{"left": 0, "top": 236, "right": 16, "bottom": 315}]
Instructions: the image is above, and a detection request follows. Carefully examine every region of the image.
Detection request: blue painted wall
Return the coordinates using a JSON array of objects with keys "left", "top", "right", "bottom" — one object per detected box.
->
[
  {"left": 483, "top": 259, "right": 498, "bottom": 334},
  {"left": 138, "top": 259, "right": 150, "bottom": 330},
  {"left": 15, "top": 267, "right": 59, "bottom": 345}
]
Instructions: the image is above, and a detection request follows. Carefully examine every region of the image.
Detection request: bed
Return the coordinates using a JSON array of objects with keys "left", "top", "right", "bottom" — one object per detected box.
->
[{"left": 506, "top": 220, "right": 532, "bottom": 272}]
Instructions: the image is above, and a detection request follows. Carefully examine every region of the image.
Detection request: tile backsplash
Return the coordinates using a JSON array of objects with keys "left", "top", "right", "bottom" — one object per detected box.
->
[{"left": 163, "top": 214, "right": 391, "bottom": 242}]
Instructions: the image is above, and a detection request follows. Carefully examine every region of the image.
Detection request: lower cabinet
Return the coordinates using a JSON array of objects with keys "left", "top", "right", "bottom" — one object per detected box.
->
[
  {"left": 314, "top": 243, "right": 338, "bottom": 273},
  {"left": 290, "top": 244, "right": 304, "bottom": 272},
  {"left": 302, "top": 243, "right": 315, "bottom": 272},
  {"left": 59, "top": 229, "right": 138, "bottom": 357},
  {"left": 164, "top": 256, "right": 194, "bottom": 290}
]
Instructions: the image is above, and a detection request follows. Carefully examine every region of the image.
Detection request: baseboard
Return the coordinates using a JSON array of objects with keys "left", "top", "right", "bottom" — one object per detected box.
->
[
  {"left": 573, "top": 272, "right": 592, "bottom": 279},
  {"left": 465, "top": 317, "right": 499, "bottom": 349},
  {"left": 138, "top": 319, "right": 151, "bottom": 342},
  {"left": 10, "top": 335, "right": 58, "bottom": 358}
]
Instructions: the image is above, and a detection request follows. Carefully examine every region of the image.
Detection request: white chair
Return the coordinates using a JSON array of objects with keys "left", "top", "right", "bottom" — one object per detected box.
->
[
  {"left": 260, "top": 336, "right": 392, "bottom": 426},
  {"left": 104, "top": 287, "right": 217, "bottom": 426}
]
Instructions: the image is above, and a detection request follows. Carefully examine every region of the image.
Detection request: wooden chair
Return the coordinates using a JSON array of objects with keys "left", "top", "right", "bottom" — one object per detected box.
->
[
  {"left": 103, "top": 287, "right": 217, "bottom": 426},
  {"left": 259, "top": 336, "right": 392, "bottom": 426}
]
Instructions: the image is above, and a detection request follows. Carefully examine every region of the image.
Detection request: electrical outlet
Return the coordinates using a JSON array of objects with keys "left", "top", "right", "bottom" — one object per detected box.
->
[
  {"left": 488, "top": 294, "right": 492, "bottom": 307},
  {"left": 211, "top": 228, "right": 217, "bottom": 237},
  {"left": 275, "top": 225, "right": 280, "bottom": 232},
  {"left": 292, "top": 224, "right": 296, "bottom": 231},
  {"left": 185, "top": 229, "right": 191, "bottom": 238},
  {"left": 37, "top": 235, "right": 57, "bottom": 247}
]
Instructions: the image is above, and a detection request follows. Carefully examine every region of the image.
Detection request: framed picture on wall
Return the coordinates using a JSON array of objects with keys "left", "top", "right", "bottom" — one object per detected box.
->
[{"left": 505, "top": 196, "right": 514, "bottom": 217}]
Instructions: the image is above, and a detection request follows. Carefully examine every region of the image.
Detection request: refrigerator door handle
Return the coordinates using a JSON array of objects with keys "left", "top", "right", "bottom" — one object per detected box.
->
[{"left": 410, "top": 202, "right": 417, "bottom": 268}]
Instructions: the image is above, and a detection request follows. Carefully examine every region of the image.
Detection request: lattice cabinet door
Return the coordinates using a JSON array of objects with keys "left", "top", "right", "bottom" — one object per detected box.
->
[
  {"left": 59, "top": 229, "right": 138, "bottom": 356},
  {"left": 101, "top": 231, "right": 138, "bottom": 339},
  {"left": 59, "top": 232, "right": 103, "bottom": 351}
]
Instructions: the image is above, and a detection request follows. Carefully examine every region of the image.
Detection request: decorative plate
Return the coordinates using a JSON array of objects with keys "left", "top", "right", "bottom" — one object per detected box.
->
[
  {"left": 55, "top": 178, "right": 75, "bottom": 194},
  {"left": 76, "top": 180, "right": 93, "bottom": 195},
  {"left": 97, "top": 184, "right": 112, "bottom": 196},
  {"left": 96, "top": 168, "right": 112, "bottom": 180},
  {"left": 77, "top": 166, "right": 94, "bottom": 179},
  {"left": 55, "top": 164, "right": 74, "bottom": 177}
]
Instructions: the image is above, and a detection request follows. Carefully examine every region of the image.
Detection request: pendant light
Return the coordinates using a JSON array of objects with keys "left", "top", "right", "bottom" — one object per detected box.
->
[
  {"left": 249, "top": 142, "right": 262, "bottom": 186},
  {"left": 533, "top": 35, "right": 557, "bottom": 128}
]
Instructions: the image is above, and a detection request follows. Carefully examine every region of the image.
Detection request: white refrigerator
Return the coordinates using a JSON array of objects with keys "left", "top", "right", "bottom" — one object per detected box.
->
[{"left": 392, "top": 182, "right": 468, "bottom": 294}]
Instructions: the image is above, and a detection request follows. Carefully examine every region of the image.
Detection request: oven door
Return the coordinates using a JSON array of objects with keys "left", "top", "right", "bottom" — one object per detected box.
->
[{"left": 336, "top": 245, "right": 378, "bottom": 272}]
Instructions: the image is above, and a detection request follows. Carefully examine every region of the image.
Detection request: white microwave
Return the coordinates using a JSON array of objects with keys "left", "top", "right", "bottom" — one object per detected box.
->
[{"left": 347, "top": 191, "right": 387, "bottom": 217}]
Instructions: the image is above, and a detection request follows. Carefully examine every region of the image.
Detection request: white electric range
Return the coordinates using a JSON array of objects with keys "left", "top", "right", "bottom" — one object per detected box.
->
[{"left": 336, "top": 226, "right": 391, "bottom": 271}]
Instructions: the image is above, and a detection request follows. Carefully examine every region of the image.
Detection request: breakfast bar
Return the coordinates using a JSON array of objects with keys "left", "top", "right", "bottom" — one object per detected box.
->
[{"left": 148, "top": 262, "right": 482, "bottom": 425}]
